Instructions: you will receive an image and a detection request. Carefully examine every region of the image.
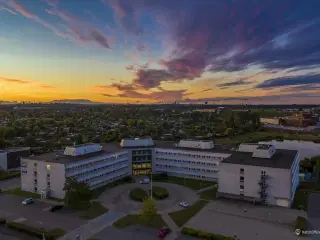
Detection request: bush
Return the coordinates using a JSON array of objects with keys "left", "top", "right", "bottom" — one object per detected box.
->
[
  {"left": 152, "top": 186, "right": 169, "bottom": 199},
  {"left": 130, "top": 188, "right": 148, "bottom": 202},
  {"left": 295, "top": 216, "right": 307, "bottom": 232},
  {"left": 182, "top": 227, "right": 234, "bottom": 240},
  {"left": 7, "top": 222, "right": 65, "bottom": 240},
  {"left": 0, "top": 218, "right": 6, "bottom": 224},
  {"left": 0, "top": 171, "right": 20, "bottom": 181},
  {"left": 122, "top": 176, "right": 134, "bottom": 182}
]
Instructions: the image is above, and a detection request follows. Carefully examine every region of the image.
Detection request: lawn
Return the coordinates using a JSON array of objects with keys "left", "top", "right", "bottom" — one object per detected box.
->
[
  {"left": 113, "top": 214, "right": 166, "bottom": 229},
  {"left": 0, "top": 171, "right": 20, "bottom": 181},
  {"left": 199, "top": 187, "right": 217, "bottom": 201},
  {"left": 6, "top": 187, "right": 40, "bottom": 199},
  {"left": 168, "top": 200, "right": 208, "bottom": 227},
  {"left": 91, "top": 178, "right": 131, "bottom": 199},
  {"left": 81, "top": 202, "right": 108, "bottom": 219},
  {"left": 154, "top": 176, "right": 216, "bottom": 190},
  {"left": 215, "top": 131, "right": 320, "bottom": 145},
  {"left": 292, "top": 182, "right": 320, "bottom": 210}
]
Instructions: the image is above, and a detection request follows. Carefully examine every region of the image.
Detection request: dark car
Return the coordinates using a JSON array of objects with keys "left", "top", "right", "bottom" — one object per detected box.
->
[
  {"left": 49, "top": 205, "right": 63, "bottom": 212},
  {"left": 157, "top": 227, "right": 171, "bottom": 238}
]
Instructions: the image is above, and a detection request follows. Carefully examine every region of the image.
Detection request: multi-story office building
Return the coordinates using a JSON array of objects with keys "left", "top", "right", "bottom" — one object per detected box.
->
[
  {"left": 21, "top": 143, "right": 130, "bottom": 199},
  {"left": 21, "top": 139, "right": 300, "bottom": 207},
  {"left": 0, "top": 147, "right": 30, "bottom": 171},
  {"left": 218, "top": 143, "right": 299, "bottom": 207}
]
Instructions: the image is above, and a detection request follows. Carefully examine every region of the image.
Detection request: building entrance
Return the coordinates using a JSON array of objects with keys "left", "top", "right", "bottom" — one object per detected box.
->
[{"left": 132, "top": 163, "right": 152, "bottom": 175}]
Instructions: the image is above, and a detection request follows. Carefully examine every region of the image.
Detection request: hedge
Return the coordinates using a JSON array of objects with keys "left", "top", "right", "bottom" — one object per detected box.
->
[
  {"left": 130, "top": 188, "right": 148, "bottom": 202},
  {"left": 7, "top": 222, "right": 65, "bottom": 240},
  {"left": 152, "top": 186, "right": 169, "bottom": 199},
  {"left": 0, "top": 171, "right": 20, "bottom": 181},
  {"left": 182, "top": 227, "right": 234, "bottom": 240},
  {"left": 295, "top": 216, "right": 307, "bottom": 232},
  {"left": 152, "top": 173, "right": 168, "bottom": 180},
  {"left": 0, "top": 218, "right": 6, "bottom": 224}
]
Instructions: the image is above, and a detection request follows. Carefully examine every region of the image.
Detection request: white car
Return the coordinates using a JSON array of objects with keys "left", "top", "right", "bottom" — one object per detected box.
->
[
  {"left": 22, "top": 198, "right": 34, "bottom": 205},
  {"left": 179, "top": 201, "right": 189, "bottom": 208},
  {"left": 140, "top": 178, "right": 150, "bottom": 184}
]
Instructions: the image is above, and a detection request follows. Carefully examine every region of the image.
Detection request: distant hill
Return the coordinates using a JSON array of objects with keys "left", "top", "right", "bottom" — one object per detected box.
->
[{"left": 50, "top": 99, "right": 97, "bottom": 104}]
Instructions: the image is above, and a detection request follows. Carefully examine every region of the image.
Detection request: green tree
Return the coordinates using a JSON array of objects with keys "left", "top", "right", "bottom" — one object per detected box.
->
[
  {"left": 140, "top": 197, "right": 157, "bottom": 223},
  {"left": 24, "top": 136, "right": 37, "bottom": 147},
  {"left": 63, "top": 177, "right": 92, "bottom": 208},
  {"left": 74, "top": 134, "right": 83, "bottom": 145}
]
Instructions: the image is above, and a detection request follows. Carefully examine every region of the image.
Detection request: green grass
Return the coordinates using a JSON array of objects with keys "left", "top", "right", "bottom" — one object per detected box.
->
[
  {"left": 0, "top": 171, "right": 20, "bottom": 181},
  {"left": 182, "top": 227, "right": 234, "bottom": 240},
  {"left": 169, "top": 200, "right": 208, "bottom": 227},
  {"left": 152, "top": 186, "right": 169, "bottom": 200},
  {"left": 216, "top": 131, "right": 320, "bottom": 145},
  {"left": 154, "top": 176, "right": 216, "bottom": 190},
  {"left": 6, "top": 187, "right": 40, "bottom": 199},
  {"left": 292, "top": 183, "right": 320, "bottom": 210},
  {"left": 199, "top": 187, "right": 217, "bottom": 200},
  {"left": 113, "top": 214, "right": 167, "bottom": 229},
  {"left": 130, "top": 188, "right": 149, "bottom": 202},
  {"left": 80, "top": 202, "right": 108, "bottom": 219}
]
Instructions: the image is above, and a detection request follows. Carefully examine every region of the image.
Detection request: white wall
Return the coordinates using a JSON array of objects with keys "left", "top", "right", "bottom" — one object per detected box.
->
[{"left": 0, "top": 152, "right": 7, "bottom": 171}]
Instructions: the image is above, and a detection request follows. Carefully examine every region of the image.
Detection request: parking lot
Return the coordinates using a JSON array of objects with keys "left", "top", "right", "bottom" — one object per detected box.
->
[
  {"left": 0, "top": 194, "right": 86, "bottom": 231},
  {"left": 0, "top": 177, "right": 20, "bottom": 191},
  {"left": 185, "top": 200, "right": 305, "bottom": 240}
]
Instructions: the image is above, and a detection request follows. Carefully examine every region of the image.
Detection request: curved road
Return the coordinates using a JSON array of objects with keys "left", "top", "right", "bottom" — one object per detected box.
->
[{"left": 99, "top": 182, "right": 199, "bottom": 214}]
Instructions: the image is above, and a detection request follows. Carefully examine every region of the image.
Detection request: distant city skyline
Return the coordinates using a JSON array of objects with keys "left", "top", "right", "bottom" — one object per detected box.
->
[{"left": 1, "top": 0, "right": 320, "bottom": 104}]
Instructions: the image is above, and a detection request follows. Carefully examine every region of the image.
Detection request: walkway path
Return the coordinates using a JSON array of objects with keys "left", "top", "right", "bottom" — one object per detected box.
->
[
  {"left": 58, "top": 211, "right": 126, "bottom": 240},
  {"left": 161, "top": 213, "right": 181, "bottom": 240}
]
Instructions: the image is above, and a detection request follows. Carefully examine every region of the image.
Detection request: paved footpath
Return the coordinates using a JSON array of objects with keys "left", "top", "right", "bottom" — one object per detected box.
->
[
  {"left": 58, "top": 211, "right": 126, "bottom": 240},
  {"left": 161, "top": 213, "right": 181, "bottom": 240}
]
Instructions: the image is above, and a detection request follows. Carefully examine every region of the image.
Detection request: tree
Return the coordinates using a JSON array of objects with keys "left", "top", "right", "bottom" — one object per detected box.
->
[
  {"left": 24, "top": 136, "right": 37, "bottom": 147},
  {"left": 74, "top": 134, "right": 83, "bottom": 145},
  {"left": 63, "top": 177, "right": 92, "bottom": 208},
  {"left": 140, "top": 197, "right": 157, "bottom": 224}
]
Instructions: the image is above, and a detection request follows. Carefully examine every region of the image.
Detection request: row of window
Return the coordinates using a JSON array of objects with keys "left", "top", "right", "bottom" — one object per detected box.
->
[
  {"left": 155, "top": 151, "right": 224, "bottom": 160},
  {"left": 132, "top": 150, "right": 152, "bottom": 155},
  {"left": 67, "top": 154, "right": 128, "bottom": 170},
  {"left": 155, "top": 164, "right": 218, "bottom": 173},
  {"left": 156, "top": 157, "right": 219, "bottom": 166},
  {"left": 67, "top": 159, "right": 128, "bottom": 177},
  {"left": 90, "top": 172, "right": 128, "bottom": 187},
  {"left": 79, "top": 166, "right": 128, "bottom": 182},
  {"left": 74, "top": 163, "right": 128, "bottom": 179}
]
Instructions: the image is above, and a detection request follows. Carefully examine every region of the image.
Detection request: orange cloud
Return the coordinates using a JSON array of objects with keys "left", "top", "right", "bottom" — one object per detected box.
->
[{"left": 0, "top": 77, "right": 30, "bottom": 84}]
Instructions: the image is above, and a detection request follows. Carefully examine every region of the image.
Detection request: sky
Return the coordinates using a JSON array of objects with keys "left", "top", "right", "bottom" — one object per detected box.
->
[{"left": 0, "top": 0, "right": 320, "bottom": 104}]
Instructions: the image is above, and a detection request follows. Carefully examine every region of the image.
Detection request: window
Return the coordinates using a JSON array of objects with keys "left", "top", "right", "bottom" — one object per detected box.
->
[
  {"left": 46, "top": 164, "right": 51, "bottom": 170},
  {"left": 240, "top": 185, "right": 244, "bottom": 190},
  {"left": 240, "top": 176, "right": 244, "bottom": 181},
  {"left": 240, "top": 168, "right": 244, "bottom": 173},
  {"left": 34, "top": 179, "right": 37, "bottom": 184},
  {"left": 261, "top": 170, "right": 266, "bottom": 175},
  {"left": 47, "top": 182, "right": 51, "bottom": 186},
  {"left": 34, "top": 171, "right": 37, "bottom": 176},
  {"left": 34, "top": 187, "right": 37, "bottom": 192},
  {"left": 240, "top": 193, "right": 244, "bottom": 196},
  {"left": 34, "top": 163, "right": 37, "bottom": 167}
]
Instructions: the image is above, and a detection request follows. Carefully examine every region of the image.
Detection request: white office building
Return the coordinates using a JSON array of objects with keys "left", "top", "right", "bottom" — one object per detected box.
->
[{"left": 21, "top": 139, "right": 299, "bottom": 207}]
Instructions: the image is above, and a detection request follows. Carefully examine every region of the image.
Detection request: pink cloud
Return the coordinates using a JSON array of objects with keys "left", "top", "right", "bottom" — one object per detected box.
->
[{"left": 0, "top": 6, "right": 17, "bottom": 15}]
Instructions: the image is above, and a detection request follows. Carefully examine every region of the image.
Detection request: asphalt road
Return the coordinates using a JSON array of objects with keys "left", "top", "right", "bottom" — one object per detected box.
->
[
  {"left": 0, "top": 178, "right": 20, "bottom": 191},
  {"left": 0, "top": 194, "right": 86, "bottom": 231}
]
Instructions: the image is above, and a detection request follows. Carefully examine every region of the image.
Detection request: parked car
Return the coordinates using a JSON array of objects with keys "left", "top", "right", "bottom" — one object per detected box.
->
[
  {"left": 49, "top": 205, "right": 63, "bottom": 212},
  {"left": 22, "top": 198, "right": 34, "bottom": 205},
  {"left": 179, "top": 201, "right": 189, "bottom": 208},
  {"left": 140, "top": 178, "right": 150, "bottom": 184},
  {"left": 157, "top": 227, "right": 171, "bottom": 238}
]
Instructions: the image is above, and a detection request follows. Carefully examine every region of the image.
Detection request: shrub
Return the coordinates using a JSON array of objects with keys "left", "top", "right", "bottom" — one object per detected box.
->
[
  {"left": 152, "top": 186, "right": 169, "bottom": 199},
  {"left": 122, "top": 176, "right": 133, "bottom": 182},
  {"left": 7, "top": 222, "right": 65, "bottom": 240},
  {"left": 130, "top": 188, "right": 148, "bottom": 202},
  {"left": 152, "top": 173, "right": 168, "bottom": 180},
  {"left": 182, "top": 227, "right": 234, "bottom": 240},
  {"left": 295, "top": 216, "right": 307, "bottom": 232},
  {"left": 0, "top": 218, "right": 6, "bottom": 224}
]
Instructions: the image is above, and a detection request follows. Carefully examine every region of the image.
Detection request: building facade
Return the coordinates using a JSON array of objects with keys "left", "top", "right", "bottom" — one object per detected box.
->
[
  {"left": 0, "top": 147, "right": 31, "bottom": 171},
  {"left": 21, "top": 139, "right": 299, "bottom": 207},
  {"left": 218, "top": 143, "right": 299, "bottom": 207}
]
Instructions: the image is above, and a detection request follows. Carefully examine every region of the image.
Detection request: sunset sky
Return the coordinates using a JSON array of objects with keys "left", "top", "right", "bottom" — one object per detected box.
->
[{"left": 0, "top": 0, "right": 320, "bottom": 104}]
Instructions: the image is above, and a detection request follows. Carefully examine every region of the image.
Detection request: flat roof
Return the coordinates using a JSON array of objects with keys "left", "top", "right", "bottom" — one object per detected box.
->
[
  {"left": 23, "top": 143, "right": 125, "bottom": 164},
  {"left": 0, "top": 147, "right": 30, "bottom": 153},
  {"left": 154, "top": 141, "right": 233, "bottom": 154},
  {"left": 221, "top": 149, "right": 298, "bottom": 169}
]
